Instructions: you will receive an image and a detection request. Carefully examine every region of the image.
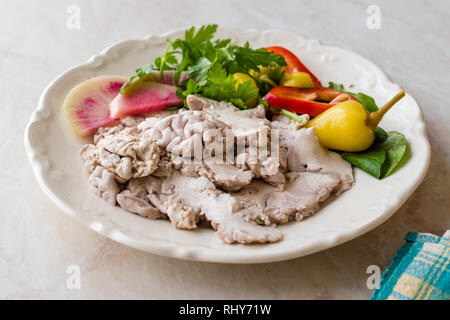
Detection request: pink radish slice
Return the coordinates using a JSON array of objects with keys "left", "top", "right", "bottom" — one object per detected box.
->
[
  {"left": 122, "top": 71, "right": 189, "bottom": 95},
  {"left": 64, "top": 76, "right": 127, "bottom": 136},
  {"left": 110, "top": 80, "right": 184, "bottom": 118},
  {"left": 149, "top": 71, "right": 189, "bottom": 86}
]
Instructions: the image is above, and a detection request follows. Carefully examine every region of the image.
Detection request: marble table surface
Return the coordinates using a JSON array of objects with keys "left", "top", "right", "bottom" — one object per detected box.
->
[{"left": 1, "top": 0, "right": 449, "bottom": 299}]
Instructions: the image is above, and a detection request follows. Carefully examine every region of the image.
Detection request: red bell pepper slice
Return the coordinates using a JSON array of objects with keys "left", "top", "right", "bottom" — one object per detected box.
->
[
  {"left": 264, "top": 86, "right": 357, "bottom": 117},
  {"left": 266, "top": 46, "right": 322, "bottom": 87}
]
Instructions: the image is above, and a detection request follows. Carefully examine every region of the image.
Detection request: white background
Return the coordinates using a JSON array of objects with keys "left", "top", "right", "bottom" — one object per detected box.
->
[{"left": 1, "top": 0, "right": 449, "bottom": 299}]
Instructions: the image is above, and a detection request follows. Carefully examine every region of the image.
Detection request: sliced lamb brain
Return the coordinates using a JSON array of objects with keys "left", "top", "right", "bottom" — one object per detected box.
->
[
  {"left": 287, "top": 128, "right": 353, "bottom": 194},
  {"left": 117, "top": 190, "right": 162, "bottom": 219},
  {"left": 186, "top": 94, "right": 287, "bottom": 189},
  {"left": 64, "top": 75, "right": 127, "bottom": 136},
  {"left": 144, "top": 171, "right": 280, "bottom": 244},
  {"left": 110, "top": 79, "right": 183, "bottom": 118},
  {"left": 272, "top": 116, "right": 354, "bottom": 195},
  {"left": 234, "top": 172, "right": 339, "bottom": 224},
  {"left": 202, "top": 161, "right": 254, "bottom": 191},
  {"left": 186, "top": 94, "right": 270, "bottom": 138},
  {"left": 265, "top": 172, "right": 339, "bottom": 223},
  {"left": 116, "top": 178, "right": 162, "bottom": 219},
  {"left": 88, "top": 166, "right": 120, "bottom": 205},
  {"left": 165, "top": 202, "right": 199, "bottom": 230},
  {"left": 172, "top": 155, "right": 255, "bottom": 192},
  {"left": 216, "top": 207, "right": 282, "bottom": 244},
  {"left": 145, "top": 171, "right": 240, "bottom": 226}
]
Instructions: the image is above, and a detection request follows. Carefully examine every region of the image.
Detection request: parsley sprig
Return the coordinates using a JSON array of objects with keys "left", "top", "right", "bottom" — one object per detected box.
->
[{"left": 120, "top": 24, "right": 286, "bottom": 109}]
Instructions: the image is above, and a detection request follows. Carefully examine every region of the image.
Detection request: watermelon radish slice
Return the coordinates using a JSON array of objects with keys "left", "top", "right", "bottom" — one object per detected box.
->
[
  {"left": 122, "top": 71, "right": 189, "bottom": 92},
  {"left": 146, "top": 71, "right": 189, "bottom": 86},
  {"left": 110, "top": 78, "right": 184, "bottom": 118},
  {"left": 64, "top": 75, "right": 127, "bottom": 136}
]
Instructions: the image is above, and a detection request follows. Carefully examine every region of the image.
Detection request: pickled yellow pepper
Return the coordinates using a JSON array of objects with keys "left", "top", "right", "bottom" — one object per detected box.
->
[{"left": 306, "top": 90, "right": 406, "bottom": 152}]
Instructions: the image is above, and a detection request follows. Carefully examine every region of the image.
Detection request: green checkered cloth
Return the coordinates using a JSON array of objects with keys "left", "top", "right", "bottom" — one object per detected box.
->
[{"left": 371, "top": 231, "right": 450, "bottom": 300}]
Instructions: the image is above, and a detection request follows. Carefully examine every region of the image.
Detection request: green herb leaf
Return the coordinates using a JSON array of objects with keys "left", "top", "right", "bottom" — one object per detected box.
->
[
  {"left": 121, "top": 24, "right": 286, "bottom": 110},
  {"left": 119, "top": 75, "right": 136, "bottom": 94},
  {"left": 278, "top": 108, "right": 308, "bottom": 125},
  {"left": 351, "top": 93, "right": 378, "bottom": 112},
  {"left": 327, "top": 81, "right": 345, "bottom": 91},
  {"left": 120, "top": 61, "right": 157, "bottom": 94},
  {"left": 229, "top": 45, "right": 286, "bottom": 74},
  {"left": 200, "top": 63, "right": 258, "bottom": 109},
  {"left": 174, "top": 53, "right": 191, "bottom": 85},
  {"left": 259, "top": 99, "right": 269, "bottom": 108},
  {"left": 184, "top": 24, "right": 217, "bottom": 45},
  {"left": 342, "top": 145, "right": 386, "bottom": 179},
  {"left": 375, "top": 127, "right": 388, "bottom": 144},
  {"left": 328, "top": 82, "right": 379, "bottom": 112},
  {"left": 380, "top": 131, "right": 408, "bottom": 177},
  {"left": 341, "top": 131, "right": 408, "bottom": 179},
  {"left": 137, "top": 61, "right": 157, "bottom": 75},
  {"left": 178, "top": 78, "right": 202, "bottom": 98},
  {"left": 187, "top": 57, "right": 212, "bottom": 83},
  {"left": 121, "top": 25, "right": 218, "bottom": 93},
  {"left": 268, "top": 65, "right": 285, "bottom": 83}
]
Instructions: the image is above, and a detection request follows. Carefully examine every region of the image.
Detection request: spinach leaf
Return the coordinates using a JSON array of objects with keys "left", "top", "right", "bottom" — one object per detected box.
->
[
  {"left": 350, "top": 93, "right": 378, "bottom": 112},
  {"left": 380, "top": 131, "right": 408, "bottom": 177},
  {"left": 375, "top": 127, "right": 388, "bottom": 144},
  {"left": 328, "top": 82, "right": 378, "bottom": 112},
  {"left": 341, "top": 131, "right": 408, "bottom": 179},
  {"left": 342, "top": 146, "right": 386, "bottom": 179}
]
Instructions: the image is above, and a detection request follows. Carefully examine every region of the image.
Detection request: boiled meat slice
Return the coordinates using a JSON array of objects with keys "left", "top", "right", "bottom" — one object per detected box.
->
[
  {"left": 172, "top": 155, "right": 254, "bottom": 192},
  {"left": 186, "top": 95, "right": 287, "bottom": 189},
  {"left": 145, "top": 171, "right": 281, "bottom": 243},
  {"left": 186, "top": 94, "right": 270, "bottom": 138},
  {"left": 142, "top": 110, "right": 229, "bottom": 158},
  {"left": 88, "top": 166, "right": 120, "bottom": 205},
  {"left": 116, "top": 178, "right": 162, "bottom": 219},
  {"left": 234, "top": 171, "right": 339, "bottom": 224},
  {"left": 81, "top": 124, "right": 161, "bottom": 181},
  {"left": 265, "top": 172, "right": 339, "bottom": 223},
  {"left": 216, "top": 207, "right": 282, "bottom": 244},
  {"left": 272, "top": 116, "right": 353, "bottom": 195},
  {"left": 165, "top": 202, "right": 199, "bottom": 230}
]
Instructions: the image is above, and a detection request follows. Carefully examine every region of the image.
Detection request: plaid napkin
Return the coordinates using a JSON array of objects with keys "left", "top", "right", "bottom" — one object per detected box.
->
[{"left": 371, "top": 231, "right": 450, "bottom": 300}]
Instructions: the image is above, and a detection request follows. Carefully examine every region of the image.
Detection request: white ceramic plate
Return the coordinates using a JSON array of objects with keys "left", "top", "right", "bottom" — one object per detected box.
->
[{"left": 24, "top": 28, "right": 430, "bottom": 263}]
